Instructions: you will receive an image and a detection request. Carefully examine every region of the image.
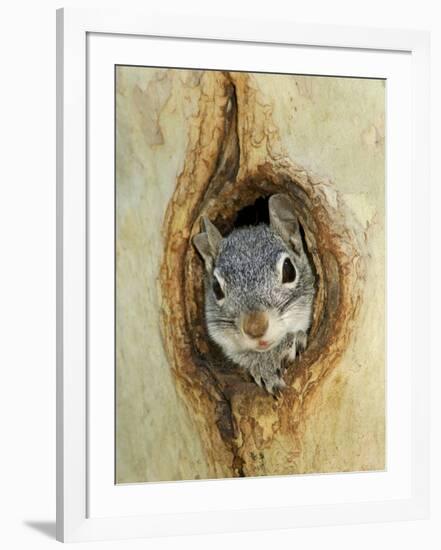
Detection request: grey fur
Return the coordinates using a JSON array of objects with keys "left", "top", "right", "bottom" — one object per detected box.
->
[{"left": 193, "top": 194, "right": 316, "bottom": 395}]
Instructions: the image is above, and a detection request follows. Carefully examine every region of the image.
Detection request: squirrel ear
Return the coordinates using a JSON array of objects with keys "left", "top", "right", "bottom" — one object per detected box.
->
[
  {"left": 192, "top": 216, "right": 222, "bottom": 271},
  {"left": 201, "top": 216, "right": 222, "bottom": 253},
  {"left": 269, "top": 194, "right": 303, "bottom": 254}
]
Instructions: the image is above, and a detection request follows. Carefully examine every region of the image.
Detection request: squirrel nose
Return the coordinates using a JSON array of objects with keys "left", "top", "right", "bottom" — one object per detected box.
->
[{"left": 241, "top": 311, "right": 269, "bottom": 339}]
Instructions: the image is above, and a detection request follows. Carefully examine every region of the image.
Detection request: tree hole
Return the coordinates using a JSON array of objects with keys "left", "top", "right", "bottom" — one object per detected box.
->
[
  {"left": 183, "top": 176, "right": 345, "bottom": 396},
  {"left": 161, "top": 168, "right": 362, "bottom": 409}
]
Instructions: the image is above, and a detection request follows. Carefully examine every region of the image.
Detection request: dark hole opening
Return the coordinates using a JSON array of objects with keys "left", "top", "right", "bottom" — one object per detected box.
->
[{"left": 233, "top": 196, "right": 270, "bottom": 227}]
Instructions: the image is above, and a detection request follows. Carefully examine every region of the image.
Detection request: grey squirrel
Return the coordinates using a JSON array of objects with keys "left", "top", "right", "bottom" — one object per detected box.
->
[{"left": 193, "top": 194, "right": 316, "bottom": 395}]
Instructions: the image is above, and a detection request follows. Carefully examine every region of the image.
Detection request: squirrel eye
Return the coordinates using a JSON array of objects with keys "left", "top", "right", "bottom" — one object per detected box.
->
[
  {"left": 212, "top": 278, "right": 225, "bottom": 301},
  {"left": 282, "top": 257, "right": 296, "bottom": 284}
]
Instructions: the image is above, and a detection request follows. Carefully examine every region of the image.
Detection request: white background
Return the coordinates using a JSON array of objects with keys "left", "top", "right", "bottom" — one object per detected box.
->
[{"left": 0, "top": 0, "right": 438, "bottom": 548}]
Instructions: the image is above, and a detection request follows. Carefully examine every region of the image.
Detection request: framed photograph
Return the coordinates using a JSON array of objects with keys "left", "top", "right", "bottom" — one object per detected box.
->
[{"left": 56, "top": 8, "right": 430, "bottom": 543}]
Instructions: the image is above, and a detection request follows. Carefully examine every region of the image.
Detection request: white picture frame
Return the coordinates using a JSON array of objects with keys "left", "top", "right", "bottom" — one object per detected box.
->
[{"left": 56, "top": 7, "right": 430, "bottom": 543}]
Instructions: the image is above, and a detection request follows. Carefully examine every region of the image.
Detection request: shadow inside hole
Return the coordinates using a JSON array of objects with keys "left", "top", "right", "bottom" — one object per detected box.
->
[{"left": 233, "top": 196, "right": 270, "bottom": 227}]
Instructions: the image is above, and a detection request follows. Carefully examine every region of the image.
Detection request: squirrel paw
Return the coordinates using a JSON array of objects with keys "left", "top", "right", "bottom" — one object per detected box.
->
[
  {"left": 250, "top": 366, "right": 286, "bottom": 397},
  {"left": 288, "top": 331, "right": 308, "bottom": 362}
]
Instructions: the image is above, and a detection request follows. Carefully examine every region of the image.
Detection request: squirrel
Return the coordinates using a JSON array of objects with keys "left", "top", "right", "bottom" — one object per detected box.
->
[{"left": 193, "top": 194, "right": 316, "bottom": 396}]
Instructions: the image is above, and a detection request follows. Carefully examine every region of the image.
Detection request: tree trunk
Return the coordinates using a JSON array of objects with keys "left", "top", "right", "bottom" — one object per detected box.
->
[{"left": 116, "top": 68, "right": 385, "bottom": 482}]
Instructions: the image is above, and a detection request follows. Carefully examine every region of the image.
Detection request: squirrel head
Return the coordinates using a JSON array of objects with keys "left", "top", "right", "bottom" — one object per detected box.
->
[{"left": 193, "top": 194, "right": 315, "bottom": 359}]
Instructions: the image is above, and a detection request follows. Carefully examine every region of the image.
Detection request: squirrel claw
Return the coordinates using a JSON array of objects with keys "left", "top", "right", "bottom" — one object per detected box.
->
[
  {"left": 248, "top": 356, "right": 288, "bottom": 396},
  {"left": 272, "top": 387, "right": 283, "bottom": 400},
  {"left": 268, "top": 377, "right": 286, "bottom": 398},
  {"left": 296, "top": 331, "right": 308, "bottom": 353}
]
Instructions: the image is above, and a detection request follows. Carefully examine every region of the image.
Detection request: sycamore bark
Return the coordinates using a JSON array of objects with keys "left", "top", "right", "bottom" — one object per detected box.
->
[{"left": 116, "top": 68, "right": 385, "bottom": 482}]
